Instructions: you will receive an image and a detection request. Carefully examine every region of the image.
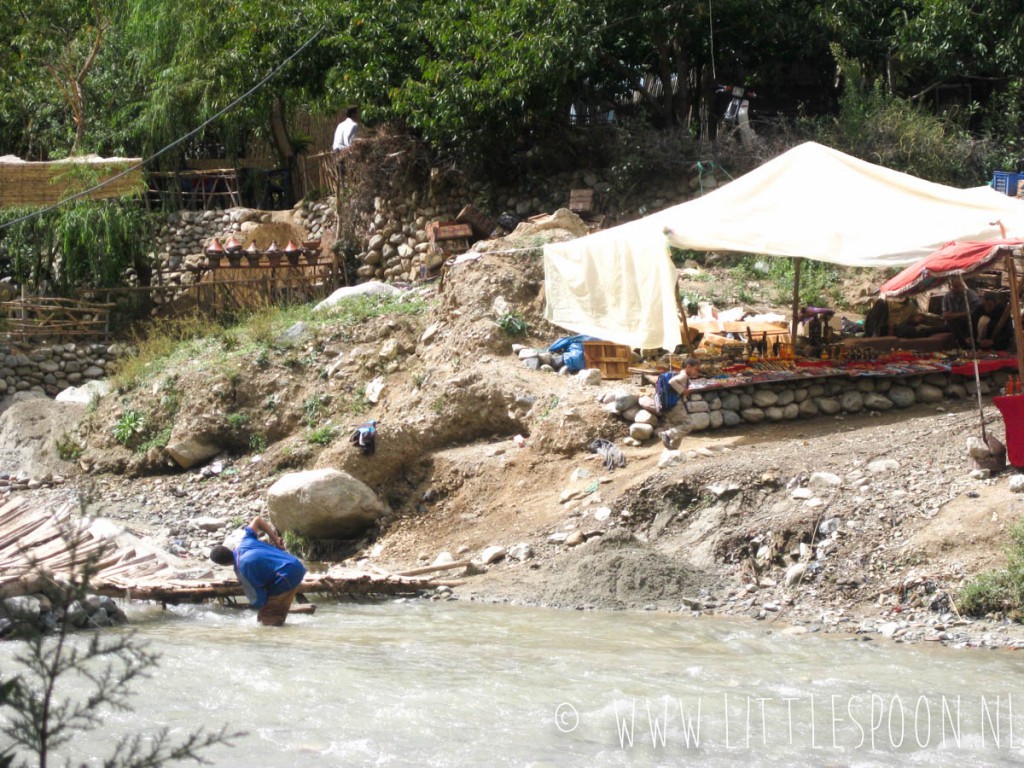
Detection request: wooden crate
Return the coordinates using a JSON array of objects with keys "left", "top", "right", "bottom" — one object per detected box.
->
[
  {"left": 428, "top": 221, "right": 473, "bottom": 242},
  {"left": 569, "top": 188, "right": 595, "bottom": 213},
  {"left": 456, "top": 204, "right": 496, "bottom": 239},
  {"left": 583, "top": 341, "right": 631, "bottom": 379}
]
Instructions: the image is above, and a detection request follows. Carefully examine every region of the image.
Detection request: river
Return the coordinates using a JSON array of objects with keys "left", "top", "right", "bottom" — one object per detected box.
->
[{"left": 2, "top": 599, "right": 1023, "bottom": 766}]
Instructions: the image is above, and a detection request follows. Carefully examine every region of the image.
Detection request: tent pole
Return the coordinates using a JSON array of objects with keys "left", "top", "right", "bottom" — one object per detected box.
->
[
  {"left": 674, "top": 263, "right": 692, "bottom": 354},
  {"left": 1005, "top": 250, "right": 1024, "bottom": 380},
  {"left": 956, "top": 275, "right": 988, "bottom": 441},
  {"left": 790, "top": 257, "right": 802, "bottom": 347}
]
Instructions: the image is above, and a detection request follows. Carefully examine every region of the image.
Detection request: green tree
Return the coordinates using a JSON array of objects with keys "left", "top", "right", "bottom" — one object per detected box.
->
[{"left": 9, "top": 0, "right": 116, "bottom": 155}]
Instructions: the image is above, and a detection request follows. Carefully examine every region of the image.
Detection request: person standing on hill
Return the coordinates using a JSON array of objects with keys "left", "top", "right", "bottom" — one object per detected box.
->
[
  {"left": 332, "top": 105, "right": 360, "bottom": 151},
  {"left": 209, "top": 516, "right": 312, "bottom": 626}
]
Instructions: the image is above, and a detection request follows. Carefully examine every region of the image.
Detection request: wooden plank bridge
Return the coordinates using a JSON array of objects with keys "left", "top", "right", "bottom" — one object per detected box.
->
[{"left": 0, "top": 497, "right": 458, "bottom": 607}]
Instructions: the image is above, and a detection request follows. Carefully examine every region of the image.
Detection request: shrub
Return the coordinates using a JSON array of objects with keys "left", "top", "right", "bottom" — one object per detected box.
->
[
  {"left": 113, "top": 410, "right": 146, "bottom": 447},
  {"left": 307, "top": 424, "right": 337, "bottom": 446},
  {"left": 496, "top": 311, "right": 529, "bottom": 337},
  {"left": 958, "top": 520, "right": 1024, "bottom": 620}
]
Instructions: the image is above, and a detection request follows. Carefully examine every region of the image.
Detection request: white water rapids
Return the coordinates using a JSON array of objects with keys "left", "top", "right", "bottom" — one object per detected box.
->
[{"left": 1, "top": 599, "right": 1022, "bottom": 766}]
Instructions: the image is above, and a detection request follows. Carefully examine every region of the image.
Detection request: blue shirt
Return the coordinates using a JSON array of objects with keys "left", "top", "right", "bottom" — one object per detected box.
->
[{"left": 234, "top": 527, "right": 306, "bottom": 609}]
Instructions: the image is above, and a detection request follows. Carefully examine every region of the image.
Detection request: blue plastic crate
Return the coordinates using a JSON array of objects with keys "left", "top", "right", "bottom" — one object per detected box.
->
[{"left": 992, "top": 170, "right": 1024, "bottom": 196}]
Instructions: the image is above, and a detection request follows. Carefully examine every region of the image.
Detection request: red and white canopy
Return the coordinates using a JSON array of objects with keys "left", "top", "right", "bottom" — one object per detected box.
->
[{"left": 877, "top": 239, "right": 1024, "bottom": 298}]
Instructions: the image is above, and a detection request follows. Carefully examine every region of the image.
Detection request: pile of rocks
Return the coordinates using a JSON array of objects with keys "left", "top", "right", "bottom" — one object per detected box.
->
[
  {"left": 1, "top": 592, "right": 128, "bottom": 638},
  {"left": 0, "top": 342, "right": 121, "bottom": 398}
]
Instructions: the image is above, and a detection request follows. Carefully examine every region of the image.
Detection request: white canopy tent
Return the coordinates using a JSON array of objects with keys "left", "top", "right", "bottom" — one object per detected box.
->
[{"left": 543, "top": 142, "right": 1024, "bottom": 350}]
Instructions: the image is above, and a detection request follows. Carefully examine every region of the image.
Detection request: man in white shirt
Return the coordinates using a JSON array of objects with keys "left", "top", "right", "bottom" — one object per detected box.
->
[{"left": 332, "top": 105, "right": 360, "bottom": 151}]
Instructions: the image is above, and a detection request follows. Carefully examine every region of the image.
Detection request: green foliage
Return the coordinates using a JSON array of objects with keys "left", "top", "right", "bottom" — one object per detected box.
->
[
  {"left": 808, "top": 48, "right": 983, "bottom": 186},
  {"left": 959, "top": 520, "right": 1024, "bottom": 620},
  {"left": 496, "top": 311, "right": 528, "bottom": 337},
  {"left": 732, "top": 255, "right": 844, "bottom": 309},
  {"left": 54, "top": 432, "right": 83, "bottom": 461},
  {"left": 248, "top": 433, "right": 267, "bottom": 453},
  {"left": 0, "top": 201, "right": 152, "bottom": 296},
  {"left": 302, "top": 394, "right": 328, "bottom": 427},
  {"left": 0, "top": 519, "right": 240, "bottom": 766},
  {"left": 113, "top": 409, "right": 146, "bottom": 447},
  {"left": 137, "top": 424, "right": 173, "bottom": 453},
  {"left": 226, "top": 412, "right": 249, "bottom": 430},
  {"left": 282, "top": 529, "right": 309, "bottom": 559},
  {"left": 307, "top": 423, "right": 337, "bottom": 445},
  {"left": 340, "top": 385, "right": 370, "bottom": 417},
  {"left": 111, "top": 313, "right": 224, "bottom": 391}
]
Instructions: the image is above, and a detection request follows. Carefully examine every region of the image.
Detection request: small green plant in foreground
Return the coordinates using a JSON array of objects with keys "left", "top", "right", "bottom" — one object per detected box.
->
[
  {"left": 959, "top": 520, "right": 1024, "bottom": 620},
  {"left": 308, "top": 423, "right": 337, "bottom": 445},
  {"left": 113, "top": 410, "right": 146, "bottom": 447},
  {"left": 54, "top": 432, "right": 83, "bottom": 461},
  {"left": 496, "top": 311, "right": 528, "bottom": 337},
  {"left": 226, "top": 412, "right": 249, "bottom": 430}
]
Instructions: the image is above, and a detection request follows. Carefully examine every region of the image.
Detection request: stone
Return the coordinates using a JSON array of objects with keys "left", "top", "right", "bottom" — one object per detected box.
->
[
  {"left": 685, "top": 400, "right": 710, "bottom": 413},
  {"left": 1009, "top": 475, "right": 1024, "bottom": 493},
  {"left": 741, "top": 408, "right": 765, "bottom": 423},
  {"left": 502, "top": 543, "right": 532, "bottom": 562},
  {"left": 709, "top": 410, "right": 724, "bottom": 429},
  {"left": 565, "top": 530, "right": 586, "bottom": 547},
  {"left": 840, "top": 391, "right": 864, "bottom": 413},
  {"left": 577, "top": 369, "right": 602, "bottom": 386},
  {"left": 753, "top": 390, "right": 778, "bottom": 407},
  {"left": 809, "top": 471, "right": 841, "bottom": 489},
  {"left": 267, "top": 468, "right": 386, "bottom": 539},
  {"left": 815, "top": 397, "right": 841, "bottom": 415},
  {"left": 775, "top": 388, "right": 795, "bottom": 406},
  {"left": 863, "top": 393, "right": 893, "bottom": 411},
  {"left": 192, "top": 516, "right": 226, "bottom": 532},
  {"left": 688, "top": 411, "right": 711, "bottom": 431},
  {"left": 784, "top": 562, "right": 808, "bottom": 587},
  {"left": 765, "top": 406, "right": 785, "bottom": 421},
  {"left": 782, "top": 403, "right": 799, "bottom": 420},
  {"left": 479, "top": 545, "right": 507, "bottom": 564},
  {"left": 888, "top": 386, "right": 916, "bottom": 408},
  {"left": 818, "top": 517, "right": 841, "bottom": 536},
  {"left": 945, "top": 384, "right": 968, "bottom": 399},
  {"left": 867, "top": 458, "right": 900, "bottom": 475},
  {"left": 55, "top": 379, "right": 110, "bottom": 404},
  {"left": 798, "top": 398, "right": 819, "bottom": 417},
  {"left": 916, "top": 383, "right": 944, "bottom": 403},
  {"left": 658, "top": 450, "right": 685, "bottom": 468},
  {"left": 722, "top": 409, "right": 741, "bottom": 427},
  {"left": 629, "top": 422, "right": 654, "bottom": 441},
  {"left": 165, "top": 437, "right": 221, "bottom": 470},
  {"left": 633, "top": 409, "right": 657, "bottom": 425}
]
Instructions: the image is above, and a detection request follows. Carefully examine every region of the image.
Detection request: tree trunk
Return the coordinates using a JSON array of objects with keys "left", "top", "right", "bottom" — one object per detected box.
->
[{"left": 269, "top": 95, "right": 299, "bottom": 205}]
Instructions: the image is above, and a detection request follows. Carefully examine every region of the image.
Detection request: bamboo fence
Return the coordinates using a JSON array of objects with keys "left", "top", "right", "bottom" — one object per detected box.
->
[
  {"left": 0, "top": 157, "right": 143, "bottom": 208},
  {"left": 0, "top": 293, "right": 113, "bottom": 344}
]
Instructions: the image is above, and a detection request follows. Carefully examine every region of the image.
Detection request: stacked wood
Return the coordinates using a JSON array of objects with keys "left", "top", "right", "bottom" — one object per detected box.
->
[
  {"left": 0, "top": 496, "right": 457, "bottom": 608},
  {"left": 0, "top": 295, "right": 113, "bottom": 343}
]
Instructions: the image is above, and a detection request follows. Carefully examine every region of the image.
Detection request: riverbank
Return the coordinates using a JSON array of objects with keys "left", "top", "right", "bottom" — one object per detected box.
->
[{"left": 2, "top": 238, "right": 1024, "bottom": 650}]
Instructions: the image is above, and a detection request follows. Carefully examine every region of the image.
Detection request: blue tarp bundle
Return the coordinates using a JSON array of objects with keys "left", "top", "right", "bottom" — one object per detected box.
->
[{"left": 548, "top": 335, "right": 600, "bottom": 373}]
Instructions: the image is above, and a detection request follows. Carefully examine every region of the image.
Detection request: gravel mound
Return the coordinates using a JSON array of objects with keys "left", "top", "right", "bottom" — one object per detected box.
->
[{"left": 542, "top": 528, "right": 720, "bottom": 610}]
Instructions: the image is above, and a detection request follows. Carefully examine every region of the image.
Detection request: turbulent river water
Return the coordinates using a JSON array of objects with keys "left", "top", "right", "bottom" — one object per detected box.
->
[{"left": 2, "top": 599, "right": 1023, "bottom": 767}]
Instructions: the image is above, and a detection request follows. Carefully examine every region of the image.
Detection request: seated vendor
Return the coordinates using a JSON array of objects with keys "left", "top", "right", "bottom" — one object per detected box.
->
[
  {"left": 864, "top": 297, "right": 945, "bottom": 339},
  {"left": 976, "top": 295, "right": 1013, "bottom": 351},
  {"left": 941, "top": 279, "right": 983, "bottom": 347},
  {"left": 654, "top": 357, "right": 700, "bottom": 414}
]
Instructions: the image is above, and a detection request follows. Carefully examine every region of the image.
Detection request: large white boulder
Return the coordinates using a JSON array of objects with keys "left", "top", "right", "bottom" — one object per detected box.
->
[{"left": 267, "top": 468, "right": 385, "bottom": 539}]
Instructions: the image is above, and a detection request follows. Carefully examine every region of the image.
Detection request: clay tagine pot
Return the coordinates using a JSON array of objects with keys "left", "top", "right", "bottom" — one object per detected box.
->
[
  {"left": 205, "top": 238, "right": 224, "bottom": 268},
  {"left": 243, "top": 240, "right": 262, "bottom": 266},
  {"left": 282, "top": 240, "right": 301, "bottom": 266}
]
